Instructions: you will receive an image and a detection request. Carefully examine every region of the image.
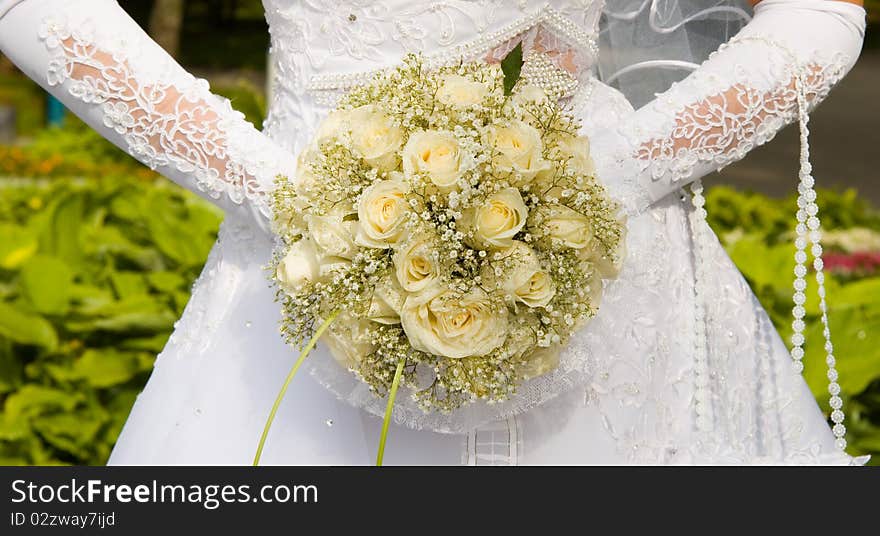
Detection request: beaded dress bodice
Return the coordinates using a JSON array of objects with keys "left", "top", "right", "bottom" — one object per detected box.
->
[{"left": 262, "top": 0, "right": 615, "bottom": 157}]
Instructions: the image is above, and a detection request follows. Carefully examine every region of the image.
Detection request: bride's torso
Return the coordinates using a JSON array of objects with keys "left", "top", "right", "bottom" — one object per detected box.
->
[
  {"left": 112, "top": 0, "right": 850, "bottom": 465},
  {"left": 259, "top": 0, "right": 634, "bottom": 155}
]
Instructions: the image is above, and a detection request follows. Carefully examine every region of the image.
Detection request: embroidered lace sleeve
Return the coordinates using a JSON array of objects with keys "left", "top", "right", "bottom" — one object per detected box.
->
[
  {"left": 595, "top": 0, "right": 866, "bottom": 216},
  {"left": 0, "top": 0, "right": 297, "bottom": 230}
]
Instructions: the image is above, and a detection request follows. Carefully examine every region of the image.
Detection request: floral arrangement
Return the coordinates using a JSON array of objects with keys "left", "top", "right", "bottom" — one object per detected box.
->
[{"left": 270, "top": 54, "right": 625, "bottom": 414}]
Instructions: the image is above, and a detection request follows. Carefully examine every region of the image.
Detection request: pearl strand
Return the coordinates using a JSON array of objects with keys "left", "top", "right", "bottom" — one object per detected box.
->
[
  {"left": 791, "top": 66, "right": 847, "bottom": 451},
  {"left": 731, "top": 35, "right": 848, "bottom": 452},
  {"left": 689, "top": 179, "right": 714, "bottom": 435}
]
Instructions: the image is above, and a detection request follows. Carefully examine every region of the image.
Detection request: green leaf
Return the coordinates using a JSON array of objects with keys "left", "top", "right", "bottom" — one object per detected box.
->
[
  {"left": 69, "top": 349, "right": 141, "bottom": 388},
  {"left": 146, "top": 271, "right": 186, "bottom": 293},
  {"left": 80, "top": 225, "right": 164, "bottom": 271},
  {"left": 727, "top": 235, "right": 794, "bottom": 292},
  {"left": 145, "top": 205, "right": 208, "bottom": 267},
  {"left": 65, "top": 294, "right": 176, "bottom": 334},
  {"left": 501, "top": 42, "right": 524, "bottom": 96},
  {"left": 803, "top": 305, "right": 880, "bottom": 402},
  {"left": 0, "top": 413, "right": 30, "bottom": 441},
  {"left": 20, "top": 255, "right": 74, "bottom": 315},
  {"left": 65, "top": 311, "right": 176, "bottom": 334},
  {"left": 39, "top": 191, "right": 84, "bottom": 267},
  {"left": 832, "top": 278, "right": 880, "bottom": 310},
  {"left": 110, "top": 271, "right": 149, "bottom": 299},
  {"left": 3, "top": 385, "right": 82, "bottom": 419},
  {"left": 0, "top": 223, "right": 38, "bottom": 269},
  {"left": 104, "top": 389, "right": 139, "bottom": 443},
  {"left": 69, "top": 283, "right": 115, "bottom": 312},
  {"left": 0, "top": 301, "right": 58, "bottom": 350},
  {"left": 32, "top": 409, "right": 106, "bottom": 458},
  {"left": 120, "top": 333, "right": 171, "bottom": 353},
  {"left": 0, "top": 339, "right": 23, "bottom": 394},
  {"left": 72, "top": 294, "right": 165, "bottom": 318}
]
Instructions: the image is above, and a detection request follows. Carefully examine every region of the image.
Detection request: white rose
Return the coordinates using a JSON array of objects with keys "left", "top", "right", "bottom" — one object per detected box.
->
[
  {"left": 275, "top": 151, "right": 320, "bottom": 233},
  {"left": 402, "top": 130, "right": 471, "bottom": 192},
  {"left": 557, "top": 134, "right": 596, "bottom": 176},
  {"left": 515, "top": 270, "right": 555, "bottom": 308},
  {"left": 486, "top": 120, "right": 551, "bottom": 182},
  {"left": 307, "top": 205, "right": 358, "bottom": 260},
  {"left": 293, "top": 149, "right": 324, "bottom": 201},
  {"left": 315, "top": 109, "right": 349, "bottom": 146},
  {"left": 487, "top": 242, "right": 555, "bottom": 308},
  {"left": 401, "top": 286, "right": 508, "bottom": 359},
  {"left": 322, "top": 313, "right": 375, "bottom": 369},
  {"left": 521, "top": 346, "right": 561, "bottom": 379},
  {"left": 276, "top": 239, "right": 320, "bottom": 293},
  {"left": 581, "top": 223, "right": 627, "bottom": 279},
  {"left": 437, "top": 74, "right": 490, "bottom": 108},
  {"left": 463, "top": 187, "right": 528, "bottom": 250},
  {"left": 356, "top": 177, "right": 411, "bottom": 248},
  {"left": 512, "top": 84, "right": 548, "bottom": 107},
  {"left": 349, "top": 105, "right": 404, "bottom": 171},
  {"left": 533, "top": 205, "right": 593, "bottom": 250},
  {"left": 367, "top": 276, "right": 406, "bottom": 325},
  {"left": 394, "top": 234, "right": 440, "bottom": 293}
]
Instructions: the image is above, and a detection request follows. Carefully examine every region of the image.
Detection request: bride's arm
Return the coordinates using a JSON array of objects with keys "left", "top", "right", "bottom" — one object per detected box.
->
[
  {"left": 596, "top": 0, "right": 867, "bottom": 214},
  {"left": 0, "top": 0, "right": 296, "bottom": 231}
]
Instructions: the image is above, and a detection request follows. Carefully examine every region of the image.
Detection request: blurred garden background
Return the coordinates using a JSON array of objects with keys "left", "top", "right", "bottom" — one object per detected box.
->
[{"left": 0, "top": 0, "right": 879, "bottom": 465}]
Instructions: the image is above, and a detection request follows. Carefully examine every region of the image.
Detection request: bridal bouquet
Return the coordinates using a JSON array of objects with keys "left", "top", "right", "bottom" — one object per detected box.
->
[{"left": 271, "top": 54, "right": 625, "bottom": 414}]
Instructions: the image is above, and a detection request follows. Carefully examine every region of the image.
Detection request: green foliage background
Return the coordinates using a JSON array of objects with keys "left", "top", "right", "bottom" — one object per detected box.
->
[{"left": 0, "top": 162, "right": 222, "bottom": 465}]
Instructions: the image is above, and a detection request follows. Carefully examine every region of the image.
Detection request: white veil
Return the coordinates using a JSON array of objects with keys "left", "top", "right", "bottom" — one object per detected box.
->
[{"left": 598, "top": 0, "right": 753, "bottom": 109}]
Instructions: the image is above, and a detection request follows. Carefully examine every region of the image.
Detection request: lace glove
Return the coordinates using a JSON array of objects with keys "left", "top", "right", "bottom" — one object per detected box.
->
[
  {"left": 0, "top": 0, "right": 297, "bottom": 232},
  {"left": 593, "top": 0, "right": 866, "bottom": 215}
]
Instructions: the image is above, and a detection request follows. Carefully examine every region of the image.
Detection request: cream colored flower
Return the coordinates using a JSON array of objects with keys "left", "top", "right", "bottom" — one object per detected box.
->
[
  {"left": 394, "top": 234, "right": 440, "bottom": 293},
  {"left": 276, "top": 239, "right": 320, "bottom": 293},
  {"left": 322, "top": 313, "right": 375, "bottom": 369},
  {"left": 512, "top": 84, "right": 548, "bottom": 107},
  {"left": 558, "top": 134, "right": 596, "bottom": 176},
  {"left": 349, "top": 105, "right": 404, "bottom": 171},
  {"left": 581, "top": 224, "right": 627, "bottom": 279},
  {"left": 356, "top": 177, "right": 411, "bottom": 248},
  {"left": 486, "top": 120, "right": 551, "bottom": 182},
  {"left": 437, "top": 74, "right": 490, "bottom": 108},
  {"left": 367, "top": 276, "right": 406, "bottom": 325},
  {"left": 463, "top": 187, "right": 528, "bottom": 249},
  {"left": 315, "top": 109, "right": 349, "bottom": 146},
  {"left": 521, "top": 346, "right": 561, "bottom": 379},
  {"left": 306, "top": 206, "right": 358, "bottom": 260},
  {"left": 534, "top": 204, "right": 593, "bottom": 250},
  {"left": 278, "top": 150, "right": 321, "bottom": 232},
  {"left": 484, "top": 242, "right": 555, "bottom": 308},
  {"left": 401, "top": 286, "right": 507, "bottom": 359},
  {"left": 293, "top": 149, "right": 324, "bottom": 202},
  {"left": 402, "top": 130, "right": 470, "bottom": 191}
]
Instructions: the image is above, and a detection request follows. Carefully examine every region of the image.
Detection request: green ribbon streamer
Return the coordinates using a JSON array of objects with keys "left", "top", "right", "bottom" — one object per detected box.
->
[
  {"left": 253, "top": 310, "right": 340, "bottom": 466},
  {"left": 376, "top": 358, "right": 406, "bottom": 466}
]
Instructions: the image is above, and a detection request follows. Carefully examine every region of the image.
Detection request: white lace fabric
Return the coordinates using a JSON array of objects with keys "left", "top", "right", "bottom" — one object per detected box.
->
[
  {"left": 602, "top": 0, "right": 865, "bottom": 215},
  {"left": 0, "top": 0, "right": 869, "bottom": 464},
  {"left": 0, "top": 0, "right": 297, "bottom": 229}
]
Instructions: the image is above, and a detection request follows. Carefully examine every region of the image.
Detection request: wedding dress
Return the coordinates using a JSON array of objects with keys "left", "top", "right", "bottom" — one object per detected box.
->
[{"left": 0, "top": 0, "right": 868, "bottom": 465}]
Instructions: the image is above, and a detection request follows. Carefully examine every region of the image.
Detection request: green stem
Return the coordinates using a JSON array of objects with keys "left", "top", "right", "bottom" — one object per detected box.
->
[
  {"left": 253, "top": 310, "right": 340, "bottom": 466},
  {"left": 376, "top": 357, "right": 406, "bottom": 467}
]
